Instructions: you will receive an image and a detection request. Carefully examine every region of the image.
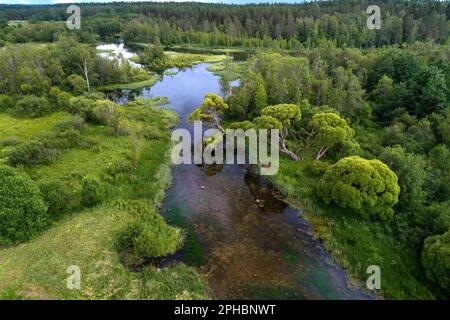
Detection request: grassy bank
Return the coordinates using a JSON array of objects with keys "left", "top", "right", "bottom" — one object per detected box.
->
[
  {"left": 268, "top": 153, "right": 435, "bottom": 300},
  {"left": 98, "top": 73, "right": 161, "bottom": 90},
  {"left": 0, "top": 100, "right": 209, "bottom": 300}
]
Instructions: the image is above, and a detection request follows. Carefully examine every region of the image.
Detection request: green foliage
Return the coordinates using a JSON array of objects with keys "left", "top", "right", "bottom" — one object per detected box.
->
[
  {"left": 308, "top": 112, "right": 354, "bottom": 160},
  {"left": 261, "top": 103, "right": 301, "bottom": 127},
  {"left": 138, "top": 264, "right": 208, "bottom": 299},
  {"left": 115, "top": 200, "right": 183, "bottom": 259},
  {"left": 8, "top": 129, "right": 82, "bottom": 167},
  {"left": 378, "top": 146, "right": 429, "bottom": 246},
  {"left": 0, "top": 94, "right": 15, "bottom": 112},
  {"left": 15, "top": 95, "right": 53, "bottom": 118},
  {"left": 319, "top": 156, "right": 400, "bottom": 220},
  {"left": 426, "top": 145, "right": 450, "bottom": 202},
  {"left": 93, "top": 100, "right": 130, "bottom": 136},
  {"left": 252, "top": 115, "right": 283, "bottom": 130},
  {"left": 67, "top": 74, "right": 87, "bottom": 95},
  {"left": 0, "top": 166, "right": 49, "bottom": 245},
  {"left": 139, "top": 37, "right": 167, "bottom": 68},
  {"left": 38, "top": 178, "right": 79, "bottom": 217},
  {"left": 233, "top": 71, "right": 267, "bottom": 117},
  {"left": 188, "top": 93, "right": 228, "bottom": 132},
  {"left": 81, "top": 174, "right": 105, "bottom": 207},
  {"left": 228, "top": 120, "right": 254, "bottom": 130},
  {"left": 422, "top": 231, "right": 450, "bottom": 293},
  {"left": 368, "top": 49, "right": 448, "bottom": 119}
]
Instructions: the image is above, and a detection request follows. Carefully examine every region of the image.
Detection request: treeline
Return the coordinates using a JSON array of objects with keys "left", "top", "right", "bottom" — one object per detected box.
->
[{"left": 0, "top": 0, "right": 448, "bottom": 48}]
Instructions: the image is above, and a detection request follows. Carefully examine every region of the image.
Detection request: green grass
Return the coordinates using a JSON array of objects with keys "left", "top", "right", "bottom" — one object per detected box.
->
[
  {"left": 0, "top": 103, "right": 208, "bottom": 300},
  {"left": 98, "top": 74, "right": 161, "bottom": 90},
  {"left": 269, "top": 152, "right": 435, "bottom": 299},
  {"left": 206, "top": 60, "right": 246, "bottom": 81},
  {"left": 0, "top": 112, "right": 71, "bottom": 145},
  {"left": 165, "top": 51, "right": 227, "bottom": 68}
]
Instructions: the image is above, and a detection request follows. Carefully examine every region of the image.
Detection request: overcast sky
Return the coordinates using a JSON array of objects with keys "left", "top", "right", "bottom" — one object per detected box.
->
[{"left": 1, "top": 0, "right": 307, "bottom": 4}]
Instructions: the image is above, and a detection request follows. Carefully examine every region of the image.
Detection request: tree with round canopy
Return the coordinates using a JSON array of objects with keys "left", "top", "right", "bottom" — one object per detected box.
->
[
  {"left": 307, "top": 112, "right": 354, "bottom": 160},
  {"left": 318, "top": 156, "right": 400, "bottom": 220}
]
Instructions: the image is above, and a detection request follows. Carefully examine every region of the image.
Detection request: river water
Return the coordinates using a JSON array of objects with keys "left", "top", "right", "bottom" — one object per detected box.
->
[{"left": 116, "top": 63, "right": 376, "bottom": 300}]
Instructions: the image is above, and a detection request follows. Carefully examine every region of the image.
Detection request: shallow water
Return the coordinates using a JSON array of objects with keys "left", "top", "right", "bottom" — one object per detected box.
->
[{"left": 120, "top": 63, "right": 376, "bottom": 299}]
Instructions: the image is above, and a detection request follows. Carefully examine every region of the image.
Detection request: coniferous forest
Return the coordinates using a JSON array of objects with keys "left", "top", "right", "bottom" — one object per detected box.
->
[{"left": 0, "top": 0, "right": 449, "bottom": 302}]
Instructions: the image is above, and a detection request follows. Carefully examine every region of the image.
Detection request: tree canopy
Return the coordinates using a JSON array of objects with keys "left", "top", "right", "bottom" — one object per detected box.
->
[
  {"left": 0, "top": 166, "right": 49, "bottom": 245},
  {"left": 318, "top": 156, "right": 400, "bottom": 220},
  {"left": 188, "top": 93, "right": 229, "bottom": 133},
  {"left": 308, "top": 112, "right": 354, "bottom": 160}
]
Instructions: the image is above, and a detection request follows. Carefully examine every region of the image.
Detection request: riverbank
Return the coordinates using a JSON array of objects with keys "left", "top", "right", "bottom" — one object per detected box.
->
[
  {"left": 0, "top": 99, "right": 208, "bottom": 299},
  {"left": 267, "top": 154, "right": 435, "bottom": 299}
]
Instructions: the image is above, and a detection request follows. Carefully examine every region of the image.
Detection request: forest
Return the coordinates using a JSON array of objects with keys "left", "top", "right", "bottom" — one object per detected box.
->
[{"left": 0, "top": 0, "right": 449, "bottom": 300}]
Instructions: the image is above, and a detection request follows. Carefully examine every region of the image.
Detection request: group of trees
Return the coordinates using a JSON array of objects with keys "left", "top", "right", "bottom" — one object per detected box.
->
[
  {"left": 0, "top": 35, "right": 152, "bottom": 118},
  {"left": 209, "top": 40, "right": 449, "bottom": 295},
  {"left": 1, "top": 1, "right": 448, "bottom": 49}
]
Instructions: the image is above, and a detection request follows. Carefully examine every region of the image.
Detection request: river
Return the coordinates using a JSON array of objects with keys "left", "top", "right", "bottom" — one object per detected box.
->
[{"left": 114, "top": 63, "right": 376, "bottom": 300}]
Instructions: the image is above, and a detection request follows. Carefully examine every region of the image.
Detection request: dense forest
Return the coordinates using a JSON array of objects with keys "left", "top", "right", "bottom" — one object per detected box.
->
[
  {"left": 0, "top": 0, "right": 449, "bottom": 300},
  {"left": 0, "top": 0, "right": 449, "bottom": 48}
]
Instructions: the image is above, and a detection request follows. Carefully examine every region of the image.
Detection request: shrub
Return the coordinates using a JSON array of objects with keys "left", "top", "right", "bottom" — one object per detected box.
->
[
  {"left": 81, "top": 175, "right": 105, "bottom": 207},
  {"left": 67, "top": 97, "right": 97, "bottom": 122},
  {"left": 49, "top": 86, "right": 72, "bottom": 110},
  {"left": 53, "top": 116, "right": 85, "bottom": 134},
  {"left": 115, "top": 200, "right": 183, "bottom": 259},
  {"left": 318, "top": 156, "right": 400, "bottom": 220},
  {"left": 8, "top": 129, "right": 81, "bottom": 167},
  {"left": 67, "top": 74, "right": 87, "bottom": 95},
  {"left": 422, "top": 231, "right": 450, "bottom": 293},
  {"left": 1, "top": 136, "right": 20, "bottom": 147},
  {"left": 0, "top": 166, "right": 49, "bottom": 245},
  {"left": 38, "top": 178, "right": 79, "bottom": 216},
  {"left": 14, "top": 95, "right": 53, "bottom": 118},
  {"left": 93, "top": 100, "right": 130, "bottom": 136},
  {"left": 9, "top": 139, "right": 58, "bottom": 166},
  {"left": 0, "top": 94, "right": 15, "bottom": 113}
]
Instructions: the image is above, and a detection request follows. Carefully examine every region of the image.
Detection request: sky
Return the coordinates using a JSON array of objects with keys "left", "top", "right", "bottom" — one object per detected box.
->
[{"left": 0, "top": 0, "right": 307, "bottom": 4}]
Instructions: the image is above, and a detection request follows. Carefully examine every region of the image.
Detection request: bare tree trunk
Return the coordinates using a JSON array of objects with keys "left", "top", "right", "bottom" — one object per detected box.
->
[
  {"left": 83, "top": 59, "right": 91, "bottom": 92},
  {"left": 280, "top": 139, "right": 302, "bottom": 161},
  {"left": 316, "top": 146, "right": 329, "bottom": 160},
  {"left": 212, "top": 113, "right": 225, "bottom": 134}
]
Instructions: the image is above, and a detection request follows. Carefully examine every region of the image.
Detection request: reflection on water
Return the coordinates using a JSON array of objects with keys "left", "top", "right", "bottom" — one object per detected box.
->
[{"left": 118, "top": 63, "right": 376, "bottom": 299}]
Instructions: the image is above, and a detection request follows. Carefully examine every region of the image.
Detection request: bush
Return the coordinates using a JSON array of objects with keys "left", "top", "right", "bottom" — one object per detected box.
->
[
  {"left": 14, "top": 95, "right": 53, "bottom": 118},
  {"left": 49, "top": 86, "right": 72, "bottom": 110},
  {"left": 8, "top": 129, "right": 81, "bottom": 167},
  {"left": 67, "top": 97, "right": 97, "bottom": 122},
  {"left": 318, "top": 156, "right": 400, "bottom": 220},
  {"left": 422, "top": 231, "right": 450, "bottom": 293},
  {"left": 38, "top": 178, "right": 79, "bottom": 216},
  {"left": 67, "top": 74, "right": 87, "bottom": 95},
  {"left": 115, "top": 200, "right": 183, "bottom": 259},
  {"left": 0, "top": 166, "right": 49, "bottom": 245},
  {"left": 0, "top": 94, "right": 15, "bottom": 113},
  {"left": 1, "top": 136, "right": 20, "bottom": 147},
  {"left": 81, "top": 175, "right": 105, "bottom": 207},
  {"left": 53, "top": 116, "right": 85, "bottom": 134}
]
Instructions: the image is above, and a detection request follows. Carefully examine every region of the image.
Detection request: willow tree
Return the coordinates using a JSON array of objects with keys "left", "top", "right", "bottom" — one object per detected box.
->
[
  {"left": 188, "top": 93, "right": 228, "bottom": 133},
  {"left": 318, "top": 156, "right": 400, "bottom": 220},
  {"left": 307, "top": 112, "right": 354, "bottom": 160},
  {"left": 260, "top": 103, "right": 302, "bottom": 161},
  {"left": 230, "top": 103, "right": 302, "bottom": 161}
]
